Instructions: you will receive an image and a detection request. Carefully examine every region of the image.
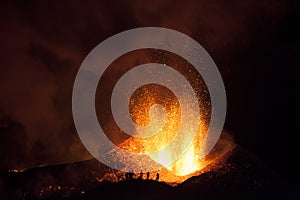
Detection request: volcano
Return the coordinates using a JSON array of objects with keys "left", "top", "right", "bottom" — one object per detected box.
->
[{"left": 1, "top": 145, "right": 293, "bottom": 200}]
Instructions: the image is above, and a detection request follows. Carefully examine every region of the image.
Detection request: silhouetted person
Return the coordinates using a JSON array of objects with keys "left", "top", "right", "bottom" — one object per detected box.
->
[
  {"left": 129, "top": 171, "right": 134, "bottom": 180},
  {"left": 138, "top": 171, "right": 143, "bottom": 180},
  {"left": 125, "top": 172, "right": 129, "bottom": 180},
  {"left": 155, "top": 173, "right": 159, "bottom": 181},
  {"left": 146, "top": 172, "right": 150, "bottom": 180}
]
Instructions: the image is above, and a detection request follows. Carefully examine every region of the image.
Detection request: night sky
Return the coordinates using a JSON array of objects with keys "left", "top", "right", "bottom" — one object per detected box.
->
[{"left": 0, "top": 0, "right": 299, "bottom": 185}]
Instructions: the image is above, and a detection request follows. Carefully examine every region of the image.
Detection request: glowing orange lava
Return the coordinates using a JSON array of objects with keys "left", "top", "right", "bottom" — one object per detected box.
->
[
  {"left": 99, "top": 85, "right": 234, "bottom": 185},
  {"left": 116, "top": 88, "right": 212, "bottom": 184}
]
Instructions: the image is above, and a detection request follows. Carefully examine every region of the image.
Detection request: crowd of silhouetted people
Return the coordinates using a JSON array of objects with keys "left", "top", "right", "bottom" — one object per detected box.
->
[{"left": 125, "top": 171, "right": 159, "bottom": 181}]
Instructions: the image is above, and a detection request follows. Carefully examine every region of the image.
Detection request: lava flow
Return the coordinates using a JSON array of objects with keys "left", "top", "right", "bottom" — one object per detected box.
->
[{"left": 100, "top": 84, "right": 234, "bottom": 185}]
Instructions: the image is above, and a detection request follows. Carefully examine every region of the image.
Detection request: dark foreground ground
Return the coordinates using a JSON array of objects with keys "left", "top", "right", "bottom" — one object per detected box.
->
[{"left": 1, "top": 146, "right": 297, "bottom": 200}]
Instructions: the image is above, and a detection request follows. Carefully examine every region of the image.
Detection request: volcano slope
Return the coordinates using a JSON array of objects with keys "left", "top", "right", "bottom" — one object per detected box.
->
[{"left": 2, "top": 146, "right": 295, "bottom": 200}]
